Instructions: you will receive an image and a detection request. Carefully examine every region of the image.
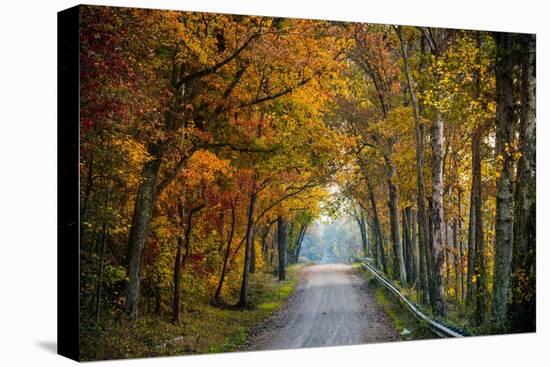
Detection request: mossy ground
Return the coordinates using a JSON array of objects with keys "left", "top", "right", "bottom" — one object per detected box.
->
[{"left": 80, "top": 264, "right": 306, "bottom": 361}]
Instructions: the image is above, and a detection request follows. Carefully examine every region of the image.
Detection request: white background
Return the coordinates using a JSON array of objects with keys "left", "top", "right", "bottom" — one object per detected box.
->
[{"left": 0, "top": 0, "right": 548, "bottom": 365}]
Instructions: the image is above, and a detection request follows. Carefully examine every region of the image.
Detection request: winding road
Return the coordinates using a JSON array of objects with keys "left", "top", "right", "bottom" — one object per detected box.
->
[{"left": 244, "top": 264, "right": 399, "bottom": 351}]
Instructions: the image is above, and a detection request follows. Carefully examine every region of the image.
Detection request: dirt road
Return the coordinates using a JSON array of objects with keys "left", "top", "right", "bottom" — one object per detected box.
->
[{"left": 244, "top": 264, "right": 399, "bottom": 351}]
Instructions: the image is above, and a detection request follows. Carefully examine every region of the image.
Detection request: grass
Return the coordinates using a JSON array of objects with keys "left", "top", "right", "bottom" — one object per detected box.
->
[
  {"left": 354, "top": 266, "right": 474, "bottom": 335},
  {"left": 80, "top": 264, "right": 306, "bottom": 361},
  {"left": 354, "top": 263, "right": 436, "bottom": 341}
]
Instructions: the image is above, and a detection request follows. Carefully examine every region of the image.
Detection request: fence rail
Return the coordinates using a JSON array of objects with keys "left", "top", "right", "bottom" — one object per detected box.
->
[{"left": 356, "top": 258, "right": 466, "bottom": 338}]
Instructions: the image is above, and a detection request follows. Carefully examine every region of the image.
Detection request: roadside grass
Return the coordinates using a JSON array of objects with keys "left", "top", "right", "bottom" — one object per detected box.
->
[
  {"left": 353, "top": 262, "right": 473, "bottom": 335},
  {"left": 354, "top": 263, "right": 436, "bottom": 341},
  {"left": 80, "top": 264, "right": 306, "bottom": 361}
]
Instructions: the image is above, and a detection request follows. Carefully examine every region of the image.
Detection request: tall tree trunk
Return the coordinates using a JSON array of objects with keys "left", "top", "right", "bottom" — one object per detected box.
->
[
  {"left": 466, "top": 35, "right": 484, "bottom": 312},
  {"left": 356, "top": 210, "right": 368, "bottom": 258},
  {"left": 457, "top": 189, "right": 465, "bottom": 304},
  {"left": 172, "top": 234, "right": 184, "bottom": 323},
  {"left": 466, "top": 188, "right": 476, "bottom": 309},
  {"left": 172, "top": 202, "right": 204, "bottom": 323},
  {"left": 386, "top": 156, "right": 407, "bottom": 285},
  {"left": 260, "top": 227, "right": 270, "bottom": 262},
  {"left": 94, "top": 180, "right": 112, "bottom": 322},
  {"left": 126, "top": 153, "right": 162, "bottom": 320},
  {"left": 270, "top": 229, "right": 276, "bottom": 269},
  {"left": 402, "top": 208, "right": 413, "bottom": 284},
  {"left": 444, "top": 222, "right": 450, "bottom": 289},
  {"left": 448, "top": 224, "right": 453, "bottom": 287},
  {"left": 238, "top": 189, "right": 258, "bottom": 308},
  {"left": 367, "top": 177, "right": 387, "bottom": 274},
  {"left": 431, "top": 108, "right": 446, "bottom": 316},
  {"left": 214, "top": 201, "right": 236, "bottom": 304},
  {"left": 469, "top": 121, "right": 488, "bottom": 326},
  {"left": 364, "top": 210, "right": 371, "bottom": 258},
  {"left": 250, "top": 227, "right": 256, "bottom": 274},
  {"left": 491, "top": 32, "right": 516, "bottom": 328},
  {"left": 367, "top": 213, "right": 379, "bottom": 267},
  {"left": 289, "top": 222, "right": 297, "bottom": 264},
  {"left": 452, "top": 219, "right": 460, "bottom": 302},
  {"left": 396, "top": 26, "right": 430, "bottom": 304},
  {"left": 172, "top": 202, "right": 185, "bottom": 323},
  {"left": 427, "top": 198, "right": 436, "bottom": 305},
  {"left": 509, "top": 33, "right": 536, "bottom": 332},
  {"left": 294, "top": 220, "right": 310, "bottom": 263},
  {"left": 94, "top": 220, "right": 108, "bottom": 323},
  {"left": 473, "top": 161, "right": 488, "bottom": 326},
  {"left": 277, "top": 216, "right": 287, "bottom": 281},
  {"left": 410, "top": 209, "right": 419, "bottom": 286},
  {"left": 467, "top": 131, "right": 481, "bottom": 311}
]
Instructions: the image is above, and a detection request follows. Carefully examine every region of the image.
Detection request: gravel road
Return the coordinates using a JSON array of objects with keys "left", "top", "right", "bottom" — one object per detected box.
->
[{"left": 244, "top": 263, "right": 399, "bottom": 351}]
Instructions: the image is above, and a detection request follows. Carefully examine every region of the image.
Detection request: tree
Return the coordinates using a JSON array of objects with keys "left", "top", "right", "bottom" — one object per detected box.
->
[
  {"left": 420, "top": 27, "right": 455, "bottom": 316},
  {"left": 508, "top": 33, "right": 536, "bottom": 332},
  {"left": 491, "top": 32, "right": 517, "bottom": 329},
  {"left": 350, "top": 25, "right": 407, "bottom": 285},
  {"left": 277, "top": 216, "right": 288, "bottom": 281},
  {"left": 395, "top": 26, "right": 430, "bottom": 304},
  {"left": 213, "top": 192, "right": 238, "bottom": 304},
  {"left": 354, "top": 206, "right": 369, "bottom": 258},
  {"left": 113, "top": 13, "right": 347, "bottom": 318},
  {"left": 237, "top": 182, "right": 258, "bottom": 307},
  {"left": 123, "top": 12, "right": 269, "bottom": 320}
]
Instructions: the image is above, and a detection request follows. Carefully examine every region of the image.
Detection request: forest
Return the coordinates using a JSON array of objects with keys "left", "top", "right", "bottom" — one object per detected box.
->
[{"left": 78, "top": 5, "right": 535, "bottom": 360}]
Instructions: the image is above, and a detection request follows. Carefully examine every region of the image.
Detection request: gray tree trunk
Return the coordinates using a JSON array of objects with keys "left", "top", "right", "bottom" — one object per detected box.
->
[
  {"left": 410, "top": 209, "right": 420, "bottom": 286},
  {"left": 474, "top": 161, "right": 488, "bottom": 326},
  {"left": 466, "top": 146, "right": 477, "bottom": 310},
  {"left": 367, "top": 177, "right": 387, "bottom": 274},
  {"left": 431, "top": 108, "right": 446, "bottom": 316},
  {"left": 396, "top": 26, "right": 430, "bottom": 304},
  {"left": 452, "top": 219, "right": 460, "bottom": 302},
  {"left": 172, "top": 202, "right": 203, "bottom": 323},
  {"left": 466, "top": 127, "right": 488, "bottom": 326},
  {"left": 250, "top": 227, "right": 256, "bottom": 274},
  {"left": 214, "top": 201, "right": 236, "bottom": 304},
  {"left": 356, "top": 210, "right": 368, "bottom": 258},
  {"left": 491, "top": 32, "right": 517, "bottom": 328},
  {"left": 367, "top": 214, "right": 379, "bottom": 268},
  {"left": 238, "top": 189, "right": 257, "bottom": 307},
  {"left": 294, "top": 220, "right": 310, "bottom": 263},
  {"left": 386, "top": 156, "right": 407, "bottom": 285},
  {"left": 509, "top": 33, "right": 536, "bottom": 332},
  {"left": 363, "top": 209, "right": 371, "bottom": 258},
  {"left": 457, "top": 190, "right": 465, "bottom": 304},
  {"left": 126, "top": 153, "right": 162, "bottom": 320},
  {"left": 402, "top": 208, "right": 414, "bottom": 284},
  {"left": 277, "top": 216, "right": 287, "bottom": 281},
  {"left": 445, "top": 222, "right": 451, "bottom": 288},
  {"left": 172, "top": 234, "right": 184, "bottom": 323}
]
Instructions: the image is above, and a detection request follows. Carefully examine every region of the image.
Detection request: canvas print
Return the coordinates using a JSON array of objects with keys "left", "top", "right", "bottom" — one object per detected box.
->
[{"left": 59, "top": 4, "right": 536, "bottom": 361}]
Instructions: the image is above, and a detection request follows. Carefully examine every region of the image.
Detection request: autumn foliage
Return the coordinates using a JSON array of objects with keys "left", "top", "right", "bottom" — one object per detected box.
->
[{"left": 78, "top": 5, "right": 535, "bottom": 359}]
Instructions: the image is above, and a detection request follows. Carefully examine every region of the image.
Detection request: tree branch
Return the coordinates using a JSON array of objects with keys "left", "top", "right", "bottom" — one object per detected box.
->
[
  {"left": 219, "top": 75, "right": 314, "bottom": 113},
  {"left": 417, "top": 27, "right": 436, "bottom": 52},
  {"left": 175, "top": 32, "right": 261, "bottom": 89}
]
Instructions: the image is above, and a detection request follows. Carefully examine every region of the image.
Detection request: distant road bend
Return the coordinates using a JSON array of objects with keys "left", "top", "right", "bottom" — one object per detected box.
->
[{"left": 245, "top": 264, "right": 398, "bottom": 350}]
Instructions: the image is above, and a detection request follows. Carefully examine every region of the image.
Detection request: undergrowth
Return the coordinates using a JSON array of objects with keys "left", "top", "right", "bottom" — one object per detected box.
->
[
  {"left": 80, "top": 264, "right": 305, "bottom": 361},
  {"left": 355, "top": 263, "right": 436, "bottom": 341}
]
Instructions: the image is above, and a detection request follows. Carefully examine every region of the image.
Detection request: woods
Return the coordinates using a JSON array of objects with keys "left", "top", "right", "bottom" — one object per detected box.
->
[{"left": 78, "top": 6, "right": 535, "bottom": 359}]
